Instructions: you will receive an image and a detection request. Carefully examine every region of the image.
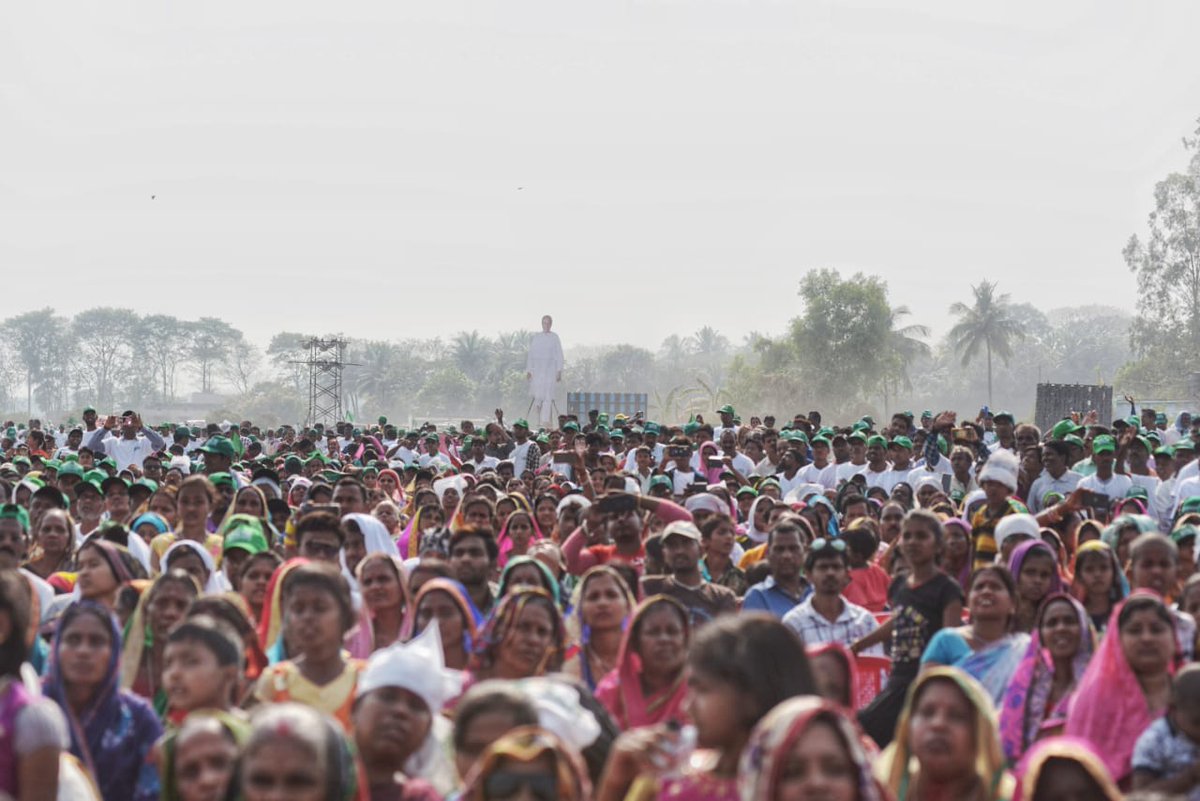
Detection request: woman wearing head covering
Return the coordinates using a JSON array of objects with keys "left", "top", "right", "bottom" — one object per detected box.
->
[
  {"left": 594, "top": 595, "right": 691, "bottom": 731},
  {"left": 44, "top": 601, "right": 163, "bottom": 801},
  {"left": 739, "top": 696, "right": 892, "bottom": 801},
  {"left": 1064, "top": 591, "right": 1177, "bottom": 786},
  {"left": 461, "top": 726, "right": 590, "bottom": 801},
  {"left": 352, "top": 624, "right": 463, "bottom": 800},
  {"left": 1069, "top": 540, "right": 1128, "bottom": 635},
  {"left": 496, "top": 509, "right": 545, "bottom": 569},
  {"left": 1007, "top": 541, "right": 1064, "bottom": 634},
  {"left": 497, "top": 555, "right": 561, "bottom": 606},
  {"left": 256, "top": 558, "right": 308, "bottom": 663},
  {"left": 158, "top": 710, "right": 250, "bottom": 801},
  {"left": 128, "top": 511, "right": 170, "bottom": 547},
  {"left": 161, "top": 539, "right": 224, "bottom": 593},
  {"left": 1100, "top": 513, "right": 1158, "bottom": 569},
  {"left": 411, "top": 577, "right": 483, "bottom": 672},
  {"left": 562, "top": 565, "right": 637, "bottom": 691},
  {"left": 876, "top": 667, "right": 1015, "bottom": 801},
  {"left": 469, "top": 588, "right": 565, "bottom": 683},
  {"left": 998, "top": 593, "right": 1097, "bottom": 764},
  {"left": 396, "top": 503, "right": 449, "bottom": 560},
  {"left": 352, "top": 552, "right": 412, "bottom": 654},
  {"left": 119, "top": 570, "right": 200, "bottom": 715},
  {"left": 238, "top": 702, "right": 363, "bottom": 801},
  {"left": 1010, "top": 736, "right": 1121, "bottom": 801}
]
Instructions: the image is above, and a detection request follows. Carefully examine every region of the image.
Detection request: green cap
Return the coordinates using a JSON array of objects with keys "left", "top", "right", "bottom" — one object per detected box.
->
[
  {"left": 377, "top": 416, "right": 387, "bottom": 425},
  {"left": 890, "top": 436, "right": 913, "bottom": 450},
  {"left": 851, "top": 421, "right": 870, "bottom": 433},
  {"left": 848, "top": 432, "right": 867, "bottom": 444},
  {"left": 1171, "top": 524, "right": 1200, "bottom": 545},
  {"left": 644, "top": 423, "right": 661, "bottom": 436},
  {"left": 1154, "top": 445, "right": 1175, "bottom": 457},
  {"left": 1125, "top": 486, "right": 1149, "bottom": 500},
  {"left": 1063, "top": 434, "right": 1085, "bottom": 448},
  {"left": 993, "top": 411, "right": 1015, "bottom": 423},
  {"left": 866, "top": 435, "right": 888, "bottom": 448},
  {"left": 43, "top": 459, "right": 61, "bottom": 471},
  {"left": 74, "top": 479, "right": 102, "bottom": 498},
  {"left": 1180, "top": 497, "right": 1200, "bottom": 516},
  {"left": 562, "top": 421, "right": 580, "bottom": 432},
  {"left": 1092, "top": 435, "right": 1117, "bottom": 454},
  {"left": 716, "top": 404, "right": 736, "bottom": 415},
  {"left": 736, "top": 486, "right": 759, "bottom": 497},
  {"left": 682, "top": 422, "right": 700, "bottom": 436},
  {"left": 1176, "top": 439, "right": 1196, "bottom": 452},
  {"left": 57, "top": 462, "right": 85, "bottom": 479},
  {"left": 199, "top": 436, "right": 236, "bottom": 459},
  {"left": 0, "top": 504, "right": 30, "bottom": 532},
  {"left": 208, "top": 472, "right": 235, "bottom": 488},
  {"left": 512, "top": 418, "right": 530, "bottom": 430},
  {"left": 811, "top": 436, "right": 832, "bottom": 448},
  {"left": 423, "top": 433, "right": 439, "bottom": 443},
  {"left": 648, "top": 475, "right": 672, "bottom": 491},
  {"left": 223, "top": 516, "right": 269, "bottom": 555},
  {"left": 1050, "top": 419, "right": 1083, "bottom": 440},
  {"left": 610, "top": 429, "right": 625, "bottom": 439}
]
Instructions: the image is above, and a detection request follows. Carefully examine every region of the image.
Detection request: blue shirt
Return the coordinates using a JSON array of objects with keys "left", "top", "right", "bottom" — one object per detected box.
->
[{"left": 741, "top": 575, "right": 811, "bottom": 618}]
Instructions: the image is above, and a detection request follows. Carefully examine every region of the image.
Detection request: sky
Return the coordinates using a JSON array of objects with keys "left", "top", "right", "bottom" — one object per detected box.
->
[{"left": 3, "top": 1, "right": 1199, "bottom": 354}]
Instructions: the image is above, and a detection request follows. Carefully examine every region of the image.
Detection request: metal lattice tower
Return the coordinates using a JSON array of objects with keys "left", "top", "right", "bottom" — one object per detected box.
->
[{"left": 291, "top": 337, "right": 357, "bottom": 427}]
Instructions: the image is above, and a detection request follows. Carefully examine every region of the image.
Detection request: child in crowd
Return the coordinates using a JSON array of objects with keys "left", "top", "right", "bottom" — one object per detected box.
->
[
  {"left": 161, "top": 615, "right": 243, "bottom": 723},
  {"left": 1132, "top": 663, "right": 1200, "bottom": 799},
  {"left": 841, "top": 522, "right": 890, "bottom": 613}
]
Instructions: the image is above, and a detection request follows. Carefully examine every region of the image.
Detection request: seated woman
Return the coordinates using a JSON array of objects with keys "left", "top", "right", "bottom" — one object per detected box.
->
[
  {"left": 999, "top": 594, "right": 1096, "bottom": 763},
  {"left": 161, "top": 540, "right": 224, "bottom": 594},
  {"left": 806, "top": 642, "right": 860, "bottom": 710},
  {"left": 157, "top": 711, "right": 248, "bottom": 801},
  {"left": 238, "top": 702, "right": 360, "bottom": 801},
  {"left": 254, "top": 562, "right": 364, "bottom": 733},
  {"left": 921, "top": 565, "right": 1029, "bottom": 706},
  {"left": 119, "top": 570, "right": 200, "bottom": 716},
  {"left": 1008, "top": 541, "right": 1065, "bottom": 633},
  {"left": 469, "top": 588, "right": 565, "bottom": 683},
  {"left": 1065, "top": 591, "right": 1177, "bottom": 788},
  {"left": 43, "top": 601, "right": 163, "bottom": 801},
  {"left": 355, "top": 552, "right": 412, "bottom": 653},
  {"left": 877, "top": 666, "right": 1015, "bottom": 801},
  {"left": 412, "top": 578, "right": 483, "bottom": 672},
  {"left": 594, "top": 596, "right": 691, "bottom": 731},
  {"left": 23, "top": 507, "right": 74, "bottom": 581},
  {"left": 73, "top": 539, "right": 139, "bottom": 612},
  {"left": 562, "top": 565, "right": 637, "bottom": 692},
  {"left": 1069, "top": 540, "right": 1127, "bottom": 635},
  {"left": 352, "top": 624, "right": 462, "bottom": 800},
  {"left": 460, "top": 727, "right": 589, "bottom": 801},
  {"left": 497, "top": 556, "right": 561, "bottom": 606},
  {"left": 1011, "top": 736, "right": 1122, "bottom": 801},
  {"left": 496, "top": 509, "right": 544, "bottom": 569},
  {"left": 739, "top": 696, "right": 891, "bottom": 801}
]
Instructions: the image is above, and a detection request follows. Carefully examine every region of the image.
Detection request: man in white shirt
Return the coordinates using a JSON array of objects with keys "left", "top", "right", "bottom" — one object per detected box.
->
[
  {"left": 461, "top": 438, "right": 499, "bottom": 472},
  {"left": 718, "top": 430, "right": 755, "bottom": 476},
  {"left": 417, "top": 434, "right": 452, "bottom": 471},
  {"left": 798, "top": 436, "right": 838, "bottom": 489},
  {"left": 54, "top": 427, "right": 84, "bottom": 460},
  {"left": 1027, "top": 441, "right": 1082, "bottom": 513},
  {"left": 1077, "top": 435, "right": 1132, "bottom": 515},
  {"left": 713, "top": 404, "right": 740, "bottom": 442},
  {"left": 782, "top": 538, "right": 882, "bottom": 655},
  {"left": 858, "top": 435, "right": 893, "bottom": 491},
  {"left": 85, "top": 411, "right": 165, "bottom": 473},
  {"left": 836, "top": 432, "right": 870, "bottom": 484}
]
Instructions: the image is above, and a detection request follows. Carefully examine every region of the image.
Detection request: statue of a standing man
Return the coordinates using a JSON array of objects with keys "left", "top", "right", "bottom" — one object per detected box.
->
[{"left": 526, "top": 315, "right": 564, "bottom": 426}]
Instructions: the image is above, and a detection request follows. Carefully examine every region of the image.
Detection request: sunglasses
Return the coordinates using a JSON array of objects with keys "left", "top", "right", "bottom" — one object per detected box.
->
[
  {"left": 809, "top": 538, "right": 847, "bottom": 553},
  {"left": 483, "top": 772, "right": 558, "bottom": 801}
]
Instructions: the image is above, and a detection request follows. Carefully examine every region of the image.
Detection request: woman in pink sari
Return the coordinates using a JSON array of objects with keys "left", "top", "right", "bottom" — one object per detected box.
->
[
  {"left": 496, "top": 509, "right": 544, "bottom": 569},
  {"left": 1064, "top": 591, "right": 1176, "bottom": 788},
  {"left": 594, "top": 596, "right": 691, "bottom": 731}
]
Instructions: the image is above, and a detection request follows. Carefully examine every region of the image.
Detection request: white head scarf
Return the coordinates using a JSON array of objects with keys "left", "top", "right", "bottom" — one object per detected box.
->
[{"left": 161, "top": 539, "right": 223, "bottom": 593}]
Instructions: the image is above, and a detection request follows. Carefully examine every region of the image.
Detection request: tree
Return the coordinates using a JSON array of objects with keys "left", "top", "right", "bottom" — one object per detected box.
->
[
  {"left": 789, "top": 269, "right": 894, "bottom": 409},
  {"left": 223, "top": 336, "right": 263, "bottom": 396},
  {"left": 136, "top": 315, "right": 189, "bottom": 401},
  {"left": 1, "top": 309, "right": 68, "bottom": 415},
  {"left": 71, "top": 307, "right": 136, "bottom": 410},
  {"left": 880, "top": 305, "right": 931, "bottom": 412},
  {"left": 415, "top": 367, "right": 474, "bottom": 416},
  {"left": 948, "top": 281, "right": 1024, "bottom": 407},
  {"left": 188, "top": 318, "right": 241, "bottom": 394},
  {"left": 1123, "top": 117, "right": 1200, "bottom": 392},
  {"left": 266, "top": 332, "right": 311, "bottom": 395},
  {"left": 452, "top": 331, "right": 491, "bottom": 381}
]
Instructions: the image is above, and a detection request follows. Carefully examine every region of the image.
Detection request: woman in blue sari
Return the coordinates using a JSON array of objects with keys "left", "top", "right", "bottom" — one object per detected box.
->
[{"left": 922, "top": 565, "right": 1029, "bottom": 706}]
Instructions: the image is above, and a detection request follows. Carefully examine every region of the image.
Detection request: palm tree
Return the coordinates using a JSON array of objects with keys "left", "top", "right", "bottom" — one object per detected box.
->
[
  {"left": 452, "top": 331, "right": 492, "bottom": 381},
  {"left": 882, "top": 306, "right": 931, "bottom": 410},
  {"left": 948, "top": 281, "right": 1025, "bottom": 406}
]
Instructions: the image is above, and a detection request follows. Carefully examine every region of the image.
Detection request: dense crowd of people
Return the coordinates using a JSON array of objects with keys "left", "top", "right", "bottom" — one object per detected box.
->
[{"left": 0, "top": 400, "right": 1198, "bottom": 800}]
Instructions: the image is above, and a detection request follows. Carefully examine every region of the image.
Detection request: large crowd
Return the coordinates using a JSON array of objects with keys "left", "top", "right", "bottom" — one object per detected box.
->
[{"left": 0, "top": 401, "right": 1198, "bottom": 800}]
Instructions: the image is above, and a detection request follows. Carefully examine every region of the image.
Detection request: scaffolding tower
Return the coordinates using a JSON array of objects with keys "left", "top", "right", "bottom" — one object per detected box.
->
[{"left": 292, "top": 337, "right": 357, "bottom": 427}]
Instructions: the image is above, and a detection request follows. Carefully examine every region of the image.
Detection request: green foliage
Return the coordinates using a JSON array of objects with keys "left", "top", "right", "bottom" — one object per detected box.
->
[
  {"left": 1123, "top": 117, "right": 1200, "bottom": 394},
  {"left": 948, "top": 281, "right": 1025, "bottom": 406}
]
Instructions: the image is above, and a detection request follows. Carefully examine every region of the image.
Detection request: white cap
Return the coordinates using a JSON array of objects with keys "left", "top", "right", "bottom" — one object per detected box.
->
[
  {"left": 355, "top": 623, "right": 462, "bottom": 714},
  {"left": 995, "top": 513, "right": 1039, "bottom": 555}
]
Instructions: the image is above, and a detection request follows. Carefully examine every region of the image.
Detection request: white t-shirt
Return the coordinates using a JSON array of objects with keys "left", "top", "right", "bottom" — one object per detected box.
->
[
  {"left": 835, "top": 461, "right": 867, "bottom": 484},
  {"left": 1077, "top": 472, "right": 1133, "bottom": 504},
  {"left": 798, "top": 462, "right": 837, "bottom": 490}
]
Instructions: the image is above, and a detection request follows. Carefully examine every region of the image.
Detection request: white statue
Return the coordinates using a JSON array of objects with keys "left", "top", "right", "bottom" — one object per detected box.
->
[{"left": 526, "top": 315, "right": 564, "bottom": 426}]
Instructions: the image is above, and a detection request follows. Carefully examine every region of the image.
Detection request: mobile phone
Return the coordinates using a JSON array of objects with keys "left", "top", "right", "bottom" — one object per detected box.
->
[
  {"left": 706, "top": 457, "right": 723, "bottom": 469},
  {"left": 1084, "top": 491, "right": 1110, "bottom": 520},
  {"left": 668, "top": 446, "right": 690, "bottom": 459},
  {"left": 552, "top": 451, "right": 574, "bottom": 464},
  {"left": 596, "top": 494, "right": 637, "bottom": 515}
]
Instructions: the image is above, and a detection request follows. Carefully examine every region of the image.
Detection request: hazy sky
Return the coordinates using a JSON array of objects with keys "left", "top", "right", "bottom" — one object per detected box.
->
[{"left": 4, "top": 1, "right": 1199, "bottom": 353}]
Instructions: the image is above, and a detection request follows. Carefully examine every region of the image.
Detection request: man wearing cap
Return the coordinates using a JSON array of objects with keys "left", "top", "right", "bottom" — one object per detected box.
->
[
  {"left": 418, "top": 434, "right": 452, "bottom": 471},
  {"left": 836, "top": 432, "right": 870, "bottom": 484},
  {"left": 858, "top": 435, "right": 893, "bottom": 491},
  {"left": 85, "top": 410, "right": 165, "bottom": 472},
  {"left": 198, "top": 435, "right": 236, "bottom": 477},
  {"left": 717, "top": 429, "right": 755, "bottom": 477},
  {"left": 640, "top": 521, "right": 738, "bottom": 622},
  {"left": 526, "top": 314, "right": 565, "bottom": 426},
  {"left": 1027, "top": 441, "right": 1082, "bottom": 513},
  {"left": 1076, "top": 435, "right": 1132, "bottom": 517},
  {"left": 53, "top": 427, "right": 84, "bottom": 461},
  {"left": 1122, "top": 432, "right": 1162, "bottom": 520},
  {"left": 714, "top": 405, "right": 739, "bottom": 441},
  {"left": 988, "top": 411, "right": 1017, "bottom": 454}
]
